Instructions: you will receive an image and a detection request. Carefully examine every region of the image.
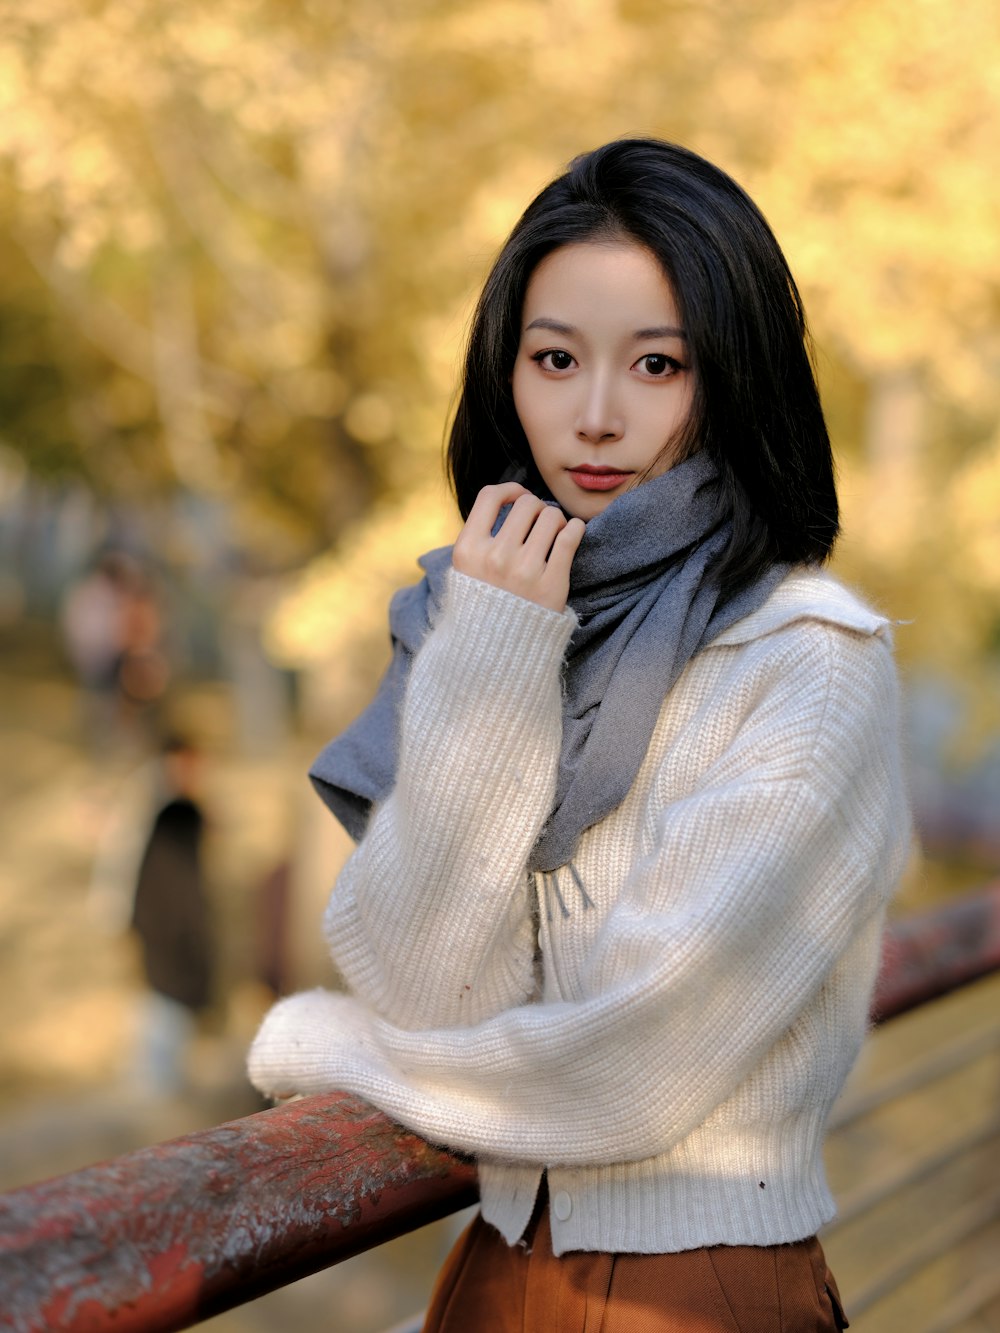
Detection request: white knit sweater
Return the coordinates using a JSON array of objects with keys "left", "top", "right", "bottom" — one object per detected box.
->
[{"left": 248, "top": 566, "right": 911, "bottom": 1256}]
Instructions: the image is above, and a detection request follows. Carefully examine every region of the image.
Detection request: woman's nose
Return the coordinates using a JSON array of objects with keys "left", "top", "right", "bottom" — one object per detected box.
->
[{"left": 575, "top": 376, "right": 624, "bottom": 444}]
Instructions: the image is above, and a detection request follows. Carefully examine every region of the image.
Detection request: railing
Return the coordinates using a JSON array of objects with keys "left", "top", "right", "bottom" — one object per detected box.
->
[
  {"left": 821, "top": 879, "right": 1000, "bottom": 1331},
  {"left": 1, "top": 880, "right": 999, "bottom": 1333}
]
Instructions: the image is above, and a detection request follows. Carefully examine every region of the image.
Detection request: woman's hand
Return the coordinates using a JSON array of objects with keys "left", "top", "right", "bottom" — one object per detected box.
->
[{"left": 452, "top": 483, "right": 585, "bottom": 613}]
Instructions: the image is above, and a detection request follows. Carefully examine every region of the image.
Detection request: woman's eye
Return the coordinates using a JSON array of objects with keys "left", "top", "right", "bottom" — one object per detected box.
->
[
  {"left": 536, "top": 350, "right": 574, "bottom": 371},
  {"left": 636, "top": 353, "right": 680, "bottom": 377}
]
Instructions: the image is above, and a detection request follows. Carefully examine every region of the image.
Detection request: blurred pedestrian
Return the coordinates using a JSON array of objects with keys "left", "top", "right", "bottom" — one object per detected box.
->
[
  {"left": 129, "top": 735, "right": 214, "bottom": 1096},
  {"left": 59, "top": 551, "right": 131, "bottom": 750},
  {"left": 60, "top": 550, "right": 171, "bottom": 753},
  {"left": 117, "top": 568, "right": 170, "bottom": 719}
]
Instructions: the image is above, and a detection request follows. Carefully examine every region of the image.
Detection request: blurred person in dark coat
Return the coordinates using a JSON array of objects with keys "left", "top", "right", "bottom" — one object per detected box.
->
[{"left": 129, "top": 736, "right": 214, "bottom": 1095}]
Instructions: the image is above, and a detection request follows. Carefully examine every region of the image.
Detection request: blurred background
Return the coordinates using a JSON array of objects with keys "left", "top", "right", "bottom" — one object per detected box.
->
[{"left": 0, "top": 0, "right": 998, "bottom": 1328}]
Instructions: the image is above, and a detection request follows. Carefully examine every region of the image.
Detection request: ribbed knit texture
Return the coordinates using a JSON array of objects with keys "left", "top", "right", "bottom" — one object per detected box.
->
[{"left": 248, "top": 566, "right": 911, "bottom": 1257}]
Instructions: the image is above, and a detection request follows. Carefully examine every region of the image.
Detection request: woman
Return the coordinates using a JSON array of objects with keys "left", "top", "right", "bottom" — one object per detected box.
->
[{"left": 249, "top": 138, "right": 910, "bottom": 1330}]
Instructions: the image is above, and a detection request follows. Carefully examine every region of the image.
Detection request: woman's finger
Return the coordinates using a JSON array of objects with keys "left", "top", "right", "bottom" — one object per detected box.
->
[
  {"left": 491, "top": 492, "right": 550, "bottom": 548},
  {"left": 454, "top": 484, "right": 530, "bottom": 574},
  {"left": 516, "top": 502, "right": 568, "bottom": 561},
  {"left": 541, "top": 517, "right": 586, "bottom": 591},
  {"left": 464, "top": 482, "right": 530, "bottom": 538}
]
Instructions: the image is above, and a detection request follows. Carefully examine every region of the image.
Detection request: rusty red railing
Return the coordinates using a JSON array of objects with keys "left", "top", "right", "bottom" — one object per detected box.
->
[
  {"left": 871, "top": 878, "right": 1000, "bottom": 1021},
  {"left": 1, "top": 880, "right": 998, "bottom": 1333}
]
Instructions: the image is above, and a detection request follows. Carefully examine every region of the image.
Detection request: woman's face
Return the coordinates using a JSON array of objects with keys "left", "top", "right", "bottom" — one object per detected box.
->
[{"left": 511, "top": 240, "right": 695, "bottom": 521}]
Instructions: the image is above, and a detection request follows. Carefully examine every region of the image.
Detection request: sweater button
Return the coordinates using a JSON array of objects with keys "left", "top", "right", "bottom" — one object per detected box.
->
[{"left": 552, "top": 1190, "right": 572, "bottom": 1222}]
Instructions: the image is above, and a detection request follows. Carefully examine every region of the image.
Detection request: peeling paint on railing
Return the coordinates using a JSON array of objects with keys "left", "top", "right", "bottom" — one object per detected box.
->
[{"left": 0, "top": 1090, "right": 477, "bottom": 1333}]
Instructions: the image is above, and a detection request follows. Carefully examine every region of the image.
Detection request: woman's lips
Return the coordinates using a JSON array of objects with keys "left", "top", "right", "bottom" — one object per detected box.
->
[{"left": 567, "top": 465, "right": 635, "bottom": 492}]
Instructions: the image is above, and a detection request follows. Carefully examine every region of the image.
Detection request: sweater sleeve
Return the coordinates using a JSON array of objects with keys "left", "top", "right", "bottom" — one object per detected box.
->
[
  {"left": 248, "top": 626, "right": 910, "bottom": 1165},
  {"left": 321, "top": 569, "right": 576, "bottom": 1030}
]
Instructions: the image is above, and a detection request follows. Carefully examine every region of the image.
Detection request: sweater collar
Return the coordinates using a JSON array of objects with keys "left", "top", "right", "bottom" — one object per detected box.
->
[{"left": 711, "top": 567, "right": 894, "bottom": 646}]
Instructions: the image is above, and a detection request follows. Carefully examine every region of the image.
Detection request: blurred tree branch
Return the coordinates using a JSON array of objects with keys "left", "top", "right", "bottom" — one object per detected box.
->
[{"left": 0, "top": 0, "right": 997, "bottom": 718}]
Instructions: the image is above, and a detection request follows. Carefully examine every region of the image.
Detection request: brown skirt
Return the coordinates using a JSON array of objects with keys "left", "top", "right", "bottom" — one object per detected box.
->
[{"left": 423, "top": 1200, "right": 848, "bottom": 1333}]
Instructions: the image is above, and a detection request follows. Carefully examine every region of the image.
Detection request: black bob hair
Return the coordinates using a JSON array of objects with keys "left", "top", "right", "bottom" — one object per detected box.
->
[{"left": 447, "top": 138, "right": 839, "bottom": 594}]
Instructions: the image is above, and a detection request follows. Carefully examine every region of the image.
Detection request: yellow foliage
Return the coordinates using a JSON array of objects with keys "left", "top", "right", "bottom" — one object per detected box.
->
[
  {"left": 263, "top": 484, "right": 459, "bottom": 669},
  {"left": 950, "top": 433, "right": 1000, "bottom": 594},
  {"left": 1, "top": 0, "right": 999, "bottom": 722},
  {"left": 343, "top": 393, "right": 395, "bottom": 445}
]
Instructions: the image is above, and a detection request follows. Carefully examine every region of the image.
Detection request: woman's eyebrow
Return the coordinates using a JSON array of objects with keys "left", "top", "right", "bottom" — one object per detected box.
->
[
  {"left": 635, "top": 324, "right": 687, "bottom": 340},
  {"left": 523, "top": 317, "right": 687, "bottom": 340},
  {"left": 524, "top": 317, "right": 576, "bottom": 335}
]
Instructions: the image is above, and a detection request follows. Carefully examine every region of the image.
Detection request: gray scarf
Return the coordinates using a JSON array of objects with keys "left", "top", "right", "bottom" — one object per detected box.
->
[{"left": 310, "top": 452, "right": 786, "bottom": 872}]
